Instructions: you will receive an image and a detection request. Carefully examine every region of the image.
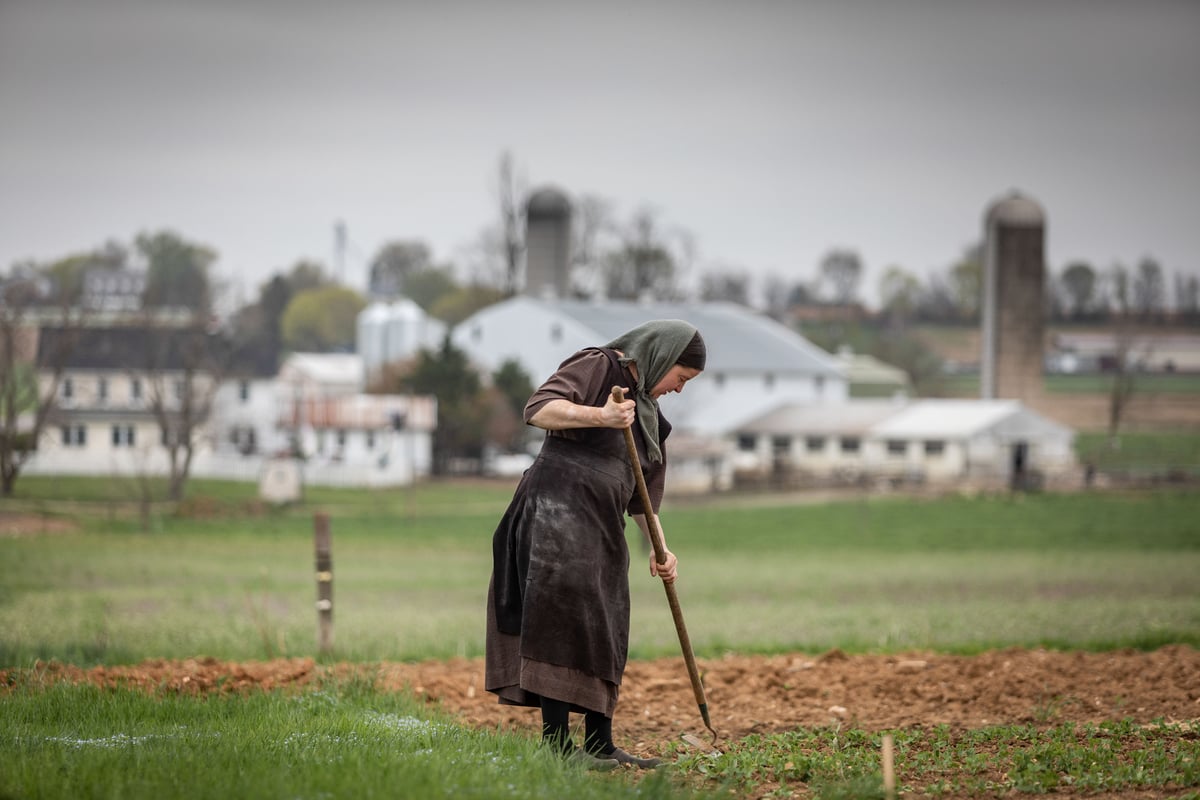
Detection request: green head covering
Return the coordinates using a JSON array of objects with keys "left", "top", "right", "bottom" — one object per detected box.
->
[{"left": 604, "top": 319, "right": 701, "bottom": 463}]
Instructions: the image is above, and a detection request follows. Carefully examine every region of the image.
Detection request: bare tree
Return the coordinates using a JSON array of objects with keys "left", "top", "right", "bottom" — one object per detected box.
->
[
  {"left": 699, "top": 268, "right": 752, "bottom": 305},
  {"left": 0, "top": 276, "right": 85, "bottom": 496},
  {"left": 569, "top": 193, "right": 616, "bottom": 298},
  {"left": 136, "top": 314, "right": 232, "bottom": 502},
  {"left": 878, "top": 265, "right": 922, "bottom": 329},
  {"left": 1106, "top": 315, "right": 1152, "bottom": 441},
  {"left": 497, "top": 151, "right": 526, "bottom": 295},
  {"left": 1132, "top": 257, "right": 1165, "bottom": 320},
  {"left": 604, "top": 207, "right": 687, "bottom": 301}
]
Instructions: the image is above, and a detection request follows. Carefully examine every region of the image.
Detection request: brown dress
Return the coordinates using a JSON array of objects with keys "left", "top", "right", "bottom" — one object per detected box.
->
[{"left": 486, "top": 347, "right": 668, "bottom": 716}]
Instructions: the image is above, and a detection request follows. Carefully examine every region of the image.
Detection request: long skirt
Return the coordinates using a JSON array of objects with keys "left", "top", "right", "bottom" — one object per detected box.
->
[{"left": 486, "top": 436, "right": 634, "bottom": 716}]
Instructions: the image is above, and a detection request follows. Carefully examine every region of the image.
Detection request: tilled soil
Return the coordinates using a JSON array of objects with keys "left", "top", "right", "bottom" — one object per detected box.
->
[{"left": 10, "top": 646, "right": 1198, "bottom": 751}]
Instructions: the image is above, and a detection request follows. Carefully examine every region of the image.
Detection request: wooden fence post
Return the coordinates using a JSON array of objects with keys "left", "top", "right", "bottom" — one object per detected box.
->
[{"left": 314, "top": 512, "right": 333, "bottom": 654}]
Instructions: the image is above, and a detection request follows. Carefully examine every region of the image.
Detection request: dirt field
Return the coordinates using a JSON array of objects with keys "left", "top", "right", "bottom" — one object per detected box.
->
[{"left": 11, "top": 646, "right": 1198, "bottom": 749}]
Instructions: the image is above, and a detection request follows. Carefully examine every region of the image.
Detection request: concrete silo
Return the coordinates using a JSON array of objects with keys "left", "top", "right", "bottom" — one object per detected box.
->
[
  {"left": 524, "top": 187, "right": 572, "bottom": 300},
  {"left": 980, "top": 191, "right": 1046, "bottom": 405}
]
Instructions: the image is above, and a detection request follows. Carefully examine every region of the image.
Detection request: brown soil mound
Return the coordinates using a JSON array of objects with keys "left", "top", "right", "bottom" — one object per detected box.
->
[{"left": 10, "top": 646, "right": 1198, "bottom": 749}]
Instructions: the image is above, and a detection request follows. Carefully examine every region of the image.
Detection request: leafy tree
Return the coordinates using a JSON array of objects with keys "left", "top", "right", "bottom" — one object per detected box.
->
[
  {"left": 489, "top": 358, "right": 535, "bottom": 452},
  {"left": 42, "top": 241, "right": 128, "bottom": 305},
  {"left": 280, "top": 285, "right": 366, "bottom": 352},
  {"left": 368, "top": 241, "right": 433, "bottom": 298},
  {"left": 403, "top": 267, "right": 458, "bottom": 312},
  {"left": 138, "top": 230, "right": 216, "bottom": 311},
  {"left": 0, "top": 275, "right": 85, "bottom": 495},
  {"left": 818, "top": 249, "right": 862, "bottom": 305},
  {"left": 492, "top": 359, "right": 534, "bottom": 422},
  {"left": 1059, "top": 261, "right": 1097, "bottom": 318},
  {"left": 402, "top": 337, "right": 486, "bottom": 472},
  {"left": 947, "top": 245, "right": 982, "bottom": 321},
  {"left": 428, "top": 284, "right": 507, "bottom": 326}
]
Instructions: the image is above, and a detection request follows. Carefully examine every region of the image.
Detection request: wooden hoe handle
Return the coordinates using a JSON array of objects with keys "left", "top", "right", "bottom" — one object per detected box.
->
[{"left": 611, "top": 386, "right": 718, "bottom": 744}]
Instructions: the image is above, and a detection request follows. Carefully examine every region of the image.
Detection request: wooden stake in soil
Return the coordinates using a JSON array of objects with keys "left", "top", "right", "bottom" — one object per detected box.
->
[
  {"left": 314, "top": 513, "right": 334, "bottom": 654},
  {"left": 882, "top": 733, "right": 896, "bottom": 799}
]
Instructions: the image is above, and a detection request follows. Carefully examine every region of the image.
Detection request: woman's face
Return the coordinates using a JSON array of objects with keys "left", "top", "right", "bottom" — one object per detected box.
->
[{"left": 650, "top": 365, "right": 702, "bottom": 398}]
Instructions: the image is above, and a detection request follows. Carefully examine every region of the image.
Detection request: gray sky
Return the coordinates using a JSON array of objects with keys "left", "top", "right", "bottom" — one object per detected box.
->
[{"left": 2, "top": 0, "right": 1197, "bottom": 308}]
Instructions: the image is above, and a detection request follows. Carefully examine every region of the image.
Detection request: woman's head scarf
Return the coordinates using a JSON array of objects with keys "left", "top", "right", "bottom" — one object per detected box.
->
[{"left": 605, "top": 319, "right": 704, "bottom": 463}]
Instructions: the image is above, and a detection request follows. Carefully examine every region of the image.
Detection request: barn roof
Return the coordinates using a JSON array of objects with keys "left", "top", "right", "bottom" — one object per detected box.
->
[{"left": 553, "top": 299, "right": 842, "bottom": 375}]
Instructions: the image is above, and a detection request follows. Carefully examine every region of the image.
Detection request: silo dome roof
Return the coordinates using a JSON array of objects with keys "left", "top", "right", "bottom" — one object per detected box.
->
[
  {"left": 986, "top": 190, "right": 1045, "bottom": 226},
  {"left": 526, "top": 186, "right": 572, "bottom": 218}
]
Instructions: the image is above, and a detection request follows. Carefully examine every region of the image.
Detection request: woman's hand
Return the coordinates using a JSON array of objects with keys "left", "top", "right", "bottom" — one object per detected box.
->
[
  {"left": 650, "top": 549, "right": 678, "bottom": 584},
  {"left": 600, "top": 388, "right": 637, "bottom": 429}
]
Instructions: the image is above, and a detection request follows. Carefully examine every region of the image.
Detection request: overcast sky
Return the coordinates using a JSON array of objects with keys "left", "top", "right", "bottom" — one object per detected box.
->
[{"left": 2, "top": 0, "right": 1197, "bottom": 308}]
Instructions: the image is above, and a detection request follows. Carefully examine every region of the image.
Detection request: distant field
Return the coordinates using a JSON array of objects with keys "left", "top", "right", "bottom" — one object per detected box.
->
[
  {"left": 938, "top": 371, "right": 1200, "bottom": 396},
  {"left": 3, "top": 480, "right": 1196, "bottom": 667}
]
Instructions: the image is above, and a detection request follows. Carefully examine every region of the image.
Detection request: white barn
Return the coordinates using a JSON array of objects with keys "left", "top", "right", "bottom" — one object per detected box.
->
[
  {"left": 452, "top": 297, "right": 848, "bottom": 437},
  {"left": 735, "top": 398, "right": 1077, "bottom": 489}
]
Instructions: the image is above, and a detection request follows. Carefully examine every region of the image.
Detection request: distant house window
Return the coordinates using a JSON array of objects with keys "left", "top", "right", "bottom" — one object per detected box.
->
[
  {"left": 840, "top": 436, "right": 860, "bottom": 454},
  {"left": 336, "top": 429, "right": 347, "bottom": 448},
  {"left": 61, "top": 425, "right": 87, "bottom": 446},
  {"left": 131, "top": 378, "right": 143, "bottom": 401},
  {"left": 764, "top": 373, "right": 775, "bottom": 390},
  {"left": 174, "top": 380, "right": 186, "bottom": 400},
  {"left": 887, "top": 440, "right": 907, "bottom": 457},
  {"left": 61, "top": 378, "right": 73, "bottom": 399},
  {"left": 550, "top": 323, "right": 562, "bottom": 343},
  {"left": 317, "top": 431, "right": 326, "bottom": 454},
  {"left": 772, "top": 436, "right": 791, "bottom": 455},
  {"left": 238, "top": 380, "right": 250, "bottom": 402},
  {"left": 924, "top": 440, "right": 946, "bottom": 456},
  {"left": 98, "top": 377, "right": 108, "bottom": 403},
  {"left": 805, "top": 436, "right": 825, "bottom": 453},
  {"left": 112, "top": 425, "right": 135, "bottom": 447},
  {"left": 737, "top": 434, "right": 756, "bottom": 452},
  {"left": 366, "top": 430, "right": 376, "bottom": 450}
]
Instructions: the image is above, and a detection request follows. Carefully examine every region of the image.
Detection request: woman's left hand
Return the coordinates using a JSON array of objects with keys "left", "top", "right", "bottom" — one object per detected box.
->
[{"left": 650, "top": 550, "right": 678, "bottom": 584}]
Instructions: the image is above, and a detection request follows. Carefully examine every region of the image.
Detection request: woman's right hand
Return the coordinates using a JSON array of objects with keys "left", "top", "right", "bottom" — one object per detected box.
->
[{"left": 601, "top": 388, "right": 637, "bottom": 429}]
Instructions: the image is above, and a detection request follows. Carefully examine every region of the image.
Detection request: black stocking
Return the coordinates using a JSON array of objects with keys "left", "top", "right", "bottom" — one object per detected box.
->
[
  {"left": 584, "top": 711, "right": 615, "bottom": 756},
  {"left": 540, "top": 696, "right": 572, "bottom": 754}
]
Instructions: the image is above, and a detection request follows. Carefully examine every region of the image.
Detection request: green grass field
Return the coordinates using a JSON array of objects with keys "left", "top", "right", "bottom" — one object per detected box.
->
[{"left": 3, "top": 479, "right": 1199, "bottom": 799}]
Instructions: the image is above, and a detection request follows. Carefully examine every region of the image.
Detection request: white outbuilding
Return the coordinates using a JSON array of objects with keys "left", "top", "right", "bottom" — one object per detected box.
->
[{"left": 735, "top": 398, "right": 1077, "bottom": 489}]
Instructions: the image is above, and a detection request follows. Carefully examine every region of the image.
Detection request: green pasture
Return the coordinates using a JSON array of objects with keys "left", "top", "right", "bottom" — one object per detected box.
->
[
  {"left": 3, "top": 480, "right": 1199, "bottom": 799},
  {"left": 2, "top": 482, "right": 1199, "bottom": 667},
  {"left": 939, "top": 371, "right": 1200, "bottom": 397}
]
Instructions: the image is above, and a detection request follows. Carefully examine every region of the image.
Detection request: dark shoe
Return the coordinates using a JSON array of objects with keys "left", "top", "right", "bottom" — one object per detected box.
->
[
  {"left": 567, "top": 748, "right": 619, "bottom": 771},
  {"left": 607, "top": 747, "right": 663, "bottom": 769}
]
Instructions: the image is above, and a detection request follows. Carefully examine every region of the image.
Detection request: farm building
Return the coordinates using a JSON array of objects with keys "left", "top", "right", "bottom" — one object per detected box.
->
[
  {"left": 734, "top": 398, "right": 1077, "bottom": 489},
  {"left": 451, "top": 297, "right": 847, "bottom": 489},
  {"left": 452, "top": 296, "right": 848, "bottom": 437}
]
